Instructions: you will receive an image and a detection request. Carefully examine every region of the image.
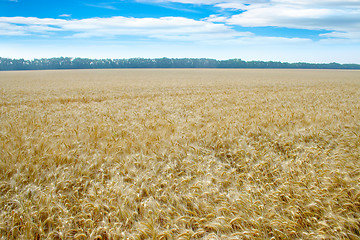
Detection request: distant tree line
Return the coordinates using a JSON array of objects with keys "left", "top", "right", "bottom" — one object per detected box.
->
[{"left": 1, "top": 57, "right": 359, "bottom": 71}]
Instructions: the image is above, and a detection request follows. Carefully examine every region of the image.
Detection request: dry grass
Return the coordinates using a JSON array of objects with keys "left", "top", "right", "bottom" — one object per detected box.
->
[{"left": 0, "top": 69, "right": 359, "bottom": 239}]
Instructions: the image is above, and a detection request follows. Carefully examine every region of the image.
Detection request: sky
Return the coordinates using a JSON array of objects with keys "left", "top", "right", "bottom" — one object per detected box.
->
[{"left": 0, "top": 0, "right": 360, "bottom": 63}]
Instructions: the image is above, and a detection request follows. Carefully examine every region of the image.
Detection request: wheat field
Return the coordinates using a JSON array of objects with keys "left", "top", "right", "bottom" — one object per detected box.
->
[{"left": 0, "top": 69, "right": 359, "bottom": 239}]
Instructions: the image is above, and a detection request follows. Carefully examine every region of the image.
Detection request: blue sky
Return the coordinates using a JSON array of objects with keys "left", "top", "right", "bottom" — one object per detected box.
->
[{"left": 0, "top": 0, "right": 360, "bottom": 63}]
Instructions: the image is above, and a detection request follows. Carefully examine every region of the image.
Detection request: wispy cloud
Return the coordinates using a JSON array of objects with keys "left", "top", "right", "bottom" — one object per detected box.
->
[
  {"left": 150, "top": 2, "right": 200, "bottom": 13},
  {"left": 226, "top": 3, "right": 360, "bottom": 41},
  {"left": 83, "top": 2, "right": 118, "bottom": 10},
  {"left": 136, "top": 0, "right": 222, "bottom": 4},
  {"left": 203, "top": 15, "right": 228, "bottom": 23},
  {"left": 142, "top": 0, "right": 360, "bottom": 41},
  {"left": 215, "top": 3, "right": 247, "bottom": 10},
  {"left": 59, "top": 14, "right": 71, "bottom": 18},
  {"left": 0, "top": 16, "right": 244, "bottom": 40},
  {"left": 0, "top": 20, "right": 62, "bottom": 36},
  {"left": 0, "top": 16, "right": 315, "bottom": 45}
]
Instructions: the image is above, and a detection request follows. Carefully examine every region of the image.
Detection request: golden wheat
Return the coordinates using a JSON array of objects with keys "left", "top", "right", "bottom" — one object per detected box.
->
[{"left": 0, "top": 69, "right": 359, "bottom": 239}]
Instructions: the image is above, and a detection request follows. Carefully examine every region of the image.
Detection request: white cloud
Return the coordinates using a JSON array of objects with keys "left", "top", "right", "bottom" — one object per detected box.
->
[
  {"left": 64, "top": 16, "right": 241, "bottom": 40},
  {"left": 0, "top": 20, "right": 62, "bottom": 36},
  {"left": 0, "top": 16, "right": 251, "bottom": 42},
  {"left": 0, "top": 17, "right": 67, "bottom": 26},
  {"left": 84, "top": 3, "right": 118, "bottom": 10},
  {"left": 59, "top": 14, "right": 71, "bottom": 18},
  {"left": 149, "top": 0, "right": 360, "bottom": 7},
  {"left": 0, "top": 23, "right": 27, "bottom": 36},
  {"left": 0, "top": 15, "right": 319, "bottom": 52},
  {"left": 318, "top": 31, "right": 360, "bottom": 43},
  {"left": 320, "top": 31, "right": 360, "bottom": 39},
  {"left": 143, "top": 0, "right": 360, "bottom": 40},
  {"left": 219, "top": 1, "right": 360, "bottom": 40},
  {"left": 205, "top": 36, "right": 312, "bottom": 47},
  {"left": 215, "top": 3, "right": 247, "bottom": 10},
  {"left": 272, "top": 0, "right": 360, "bottom": 7},
  {"left": 203, "top": 15, "right": 228, "bottom": 22},
  {"left": 136, "top": 0, "right": 223, "bottom": 4}
]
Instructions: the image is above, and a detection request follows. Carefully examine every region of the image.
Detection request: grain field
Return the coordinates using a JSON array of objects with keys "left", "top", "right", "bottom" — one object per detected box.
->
[{"left": 0, "top": 69, "right": 359, "bottom": 239}]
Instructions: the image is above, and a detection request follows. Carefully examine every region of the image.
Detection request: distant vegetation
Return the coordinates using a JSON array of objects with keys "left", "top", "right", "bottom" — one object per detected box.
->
[{"left": 1, "top": 57, "right": 360, "bottom": 71}]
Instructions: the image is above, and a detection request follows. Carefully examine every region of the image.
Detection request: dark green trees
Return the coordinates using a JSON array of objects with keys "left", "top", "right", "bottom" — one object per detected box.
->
[{"left": 0, "top": 57, "right": 359, "bottom": 71}]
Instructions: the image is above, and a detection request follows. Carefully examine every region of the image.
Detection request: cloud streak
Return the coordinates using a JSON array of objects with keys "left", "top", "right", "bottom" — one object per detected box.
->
[
  {"left": 226, "top": 4, "right": 360, "bottom": 32},
  {"left": 0, "top": 16, "right": 256, "bottom": 42},
  {"left": 141, "top": 0, "right": 360, "bottom": 41}
]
